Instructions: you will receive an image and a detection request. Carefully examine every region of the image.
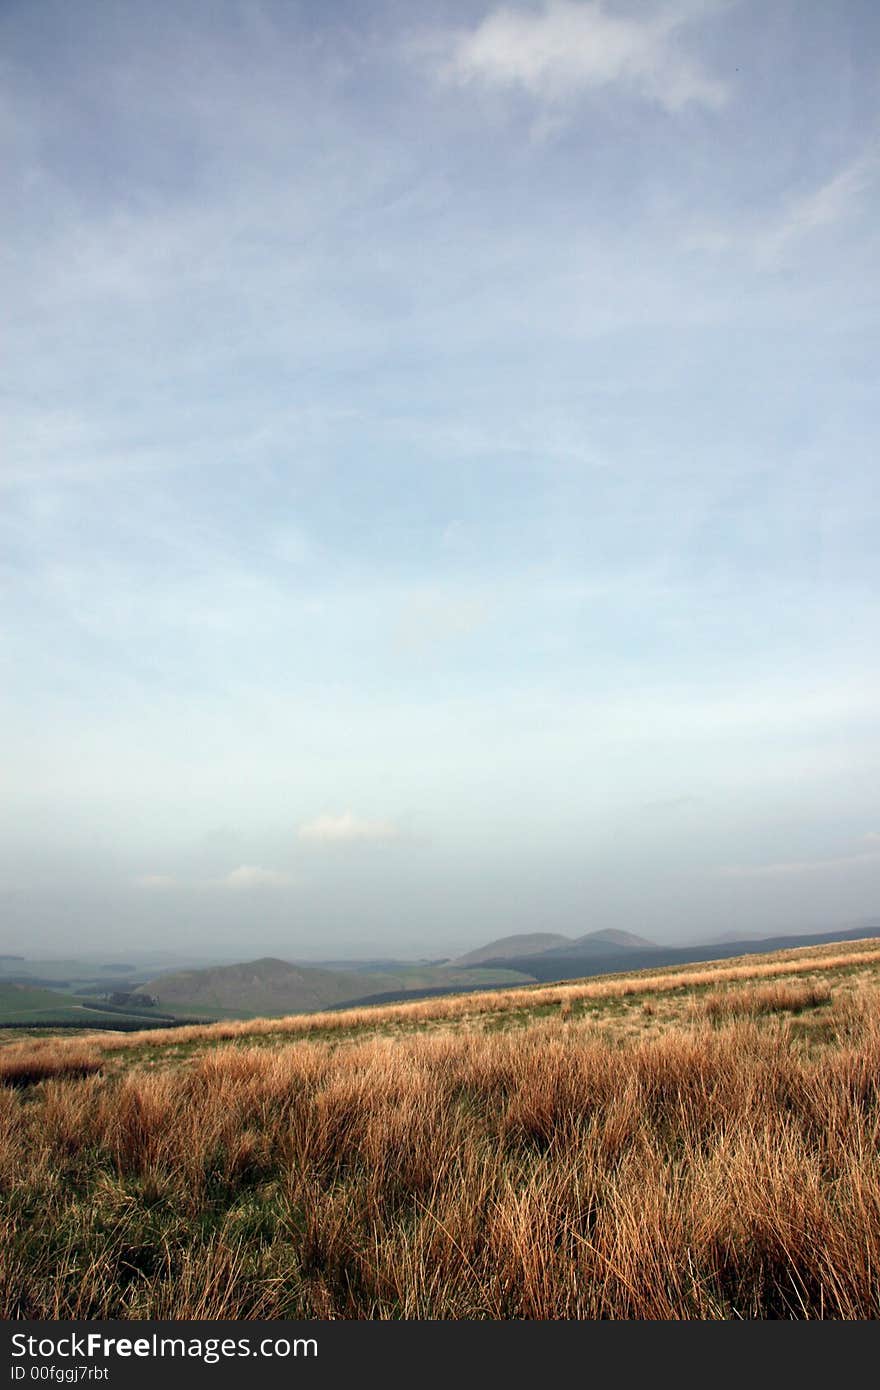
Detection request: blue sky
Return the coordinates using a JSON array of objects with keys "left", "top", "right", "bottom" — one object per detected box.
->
[{"left": 2, "top": 0, "right": 879, "bottom": 957}]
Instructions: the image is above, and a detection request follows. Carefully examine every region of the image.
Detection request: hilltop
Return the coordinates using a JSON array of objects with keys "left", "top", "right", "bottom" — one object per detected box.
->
[
  {"left": 450, "top": 932, "right": 572, "bottom": 966},
  {"left": 452, "top": 928, "right": 653, "bottom": 967}
]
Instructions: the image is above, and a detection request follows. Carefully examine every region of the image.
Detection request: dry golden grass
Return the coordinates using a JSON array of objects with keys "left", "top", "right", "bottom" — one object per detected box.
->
[
  {"left": 698, "top": 981, "right": 833, "bottom": 1021},
  {"left": 1, "top": 948, "right": 879, "bottom": 1319},
  {"left": 0, "top": 1039, "right": 103, "bottom": 1087}
]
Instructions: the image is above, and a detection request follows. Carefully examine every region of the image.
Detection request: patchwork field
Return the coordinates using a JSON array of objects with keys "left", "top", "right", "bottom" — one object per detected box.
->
[
  {"left": 0, "top": 982, "right": 185, "bottom": 1029},
  {"left": 3, "top": 937, "right": 880, "bottom": 1319}
]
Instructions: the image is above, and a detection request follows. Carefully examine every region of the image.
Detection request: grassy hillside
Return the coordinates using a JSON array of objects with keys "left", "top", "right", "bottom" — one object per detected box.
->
[
  {"left": 3, "top": 936, "right": 880, "bottom": 1318},
  {"left": 143, "top": 957, "right": 396, "bottom": 1017},
  {"left": 0, "top": 983, "right": 83, "bottom": 1019}
]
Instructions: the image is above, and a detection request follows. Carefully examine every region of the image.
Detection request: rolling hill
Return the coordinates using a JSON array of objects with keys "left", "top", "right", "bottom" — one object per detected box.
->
[
  {"left": 549, "top": 928, "right": 654, "bottom": 954},
  {"left": 0, "top": 982, "right": 182, "bottom": 1028},
  {"left": 451, "top": 932, "right": 573, "bottom": 966},
  {"left": 141, "top": 958, "right": 397, "bottom": 1018},
  {"left": 452, "top": 927, "right": 653, "bottom": 967},
  {"left": 490, "top": 924, "right": 880, "bottom": 982},
  {"left": 141, "top": 956, "right": 535, "bottom": 1019}
]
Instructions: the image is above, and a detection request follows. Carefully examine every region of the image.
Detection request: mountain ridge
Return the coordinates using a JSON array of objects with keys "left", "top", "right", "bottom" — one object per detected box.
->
[{"left": 450, "top": 932, "right": 572, "bottom": 966}]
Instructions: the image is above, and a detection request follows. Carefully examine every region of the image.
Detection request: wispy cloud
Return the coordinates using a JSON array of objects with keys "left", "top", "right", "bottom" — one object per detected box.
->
[
  {"left": 218, "top": 865, "right": 293, "bottom": 888},
  {"left": 428, "top": 0, "right": 727, "bottom": 115},
  {"left": 688, "top": 149, "right": 880, "bottom": 267},
  {"left": 297, "top": 812, "right": 402, "bottom": 845},
  {"left": 133, "top": 874, "right": 176, "bottom": 890},
  {"left": 137, "top": 866, "right": 293, "bottom": 890}
]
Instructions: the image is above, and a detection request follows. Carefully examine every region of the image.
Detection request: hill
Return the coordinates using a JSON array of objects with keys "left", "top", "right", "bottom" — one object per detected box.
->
[
  {"left": 492, "top": 923, "right": 880, "bottom": 982},
  {"left": 560, "top": 928, "right": 654, "bottom": 952},
  {"left": 141, "top": 957, "right": 399, "bottom": 1018},
  {"left": 451, "top": 932, "right": 572, "bottom": 966},
  {"left": 453, "top": 928, "right": 653, "bottom": 968},
  {"left": 141, "top": 956, "right": 535, "bottom": 1019},
  {"left": 0, "top": 982, "right": 184, "bottom": 1029}
]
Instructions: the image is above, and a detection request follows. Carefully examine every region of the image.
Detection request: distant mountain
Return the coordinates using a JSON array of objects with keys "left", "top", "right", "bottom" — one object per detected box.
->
[
  {"left": 453, "top": 928, "right": 652, "bottom": 967},
  {"left": 555, "top": 929, "right": 654, "bottom": 953},
  {"left": 487, "top": 924, "right": 880, "bottom": 984},
  {"left": 451, "top": 933, "right": 572, "bottom": 966},
  {"left": 697, "top": 917, "right": 880, "bottom": 946}
]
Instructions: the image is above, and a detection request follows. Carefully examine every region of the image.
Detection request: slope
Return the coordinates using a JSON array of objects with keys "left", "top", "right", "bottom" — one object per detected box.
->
[{"left": 451, "top": 933, "right": 572, "bottom": 966}]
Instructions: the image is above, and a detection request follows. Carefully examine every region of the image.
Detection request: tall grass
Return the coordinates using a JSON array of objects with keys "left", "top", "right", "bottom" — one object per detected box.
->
[
  {"left": 2, "top": 995, "right": 880, "bottom": 1318},
  {"left": 0, "top": 1040, "right": 103, "bottom": 1087},
  {"left": 698, "top": 981, "right": 832, "bottom": 1020}
]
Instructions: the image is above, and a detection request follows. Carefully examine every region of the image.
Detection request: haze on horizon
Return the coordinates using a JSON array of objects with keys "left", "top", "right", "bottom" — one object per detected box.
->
[{"left": 3, "top": 1, "right": 879, "bottom": 961}]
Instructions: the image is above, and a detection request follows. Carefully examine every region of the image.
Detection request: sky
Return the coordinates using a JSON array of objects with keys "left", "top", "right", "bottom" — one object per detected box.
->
[{"left": 2, "top": 0, "right": 879, "bottom": 959}]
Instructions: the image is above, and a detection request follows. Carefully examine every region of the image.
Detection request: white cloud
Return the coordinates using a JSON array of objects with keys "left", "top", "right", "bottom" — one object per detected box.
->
[
  {"left": 297, "top": 811, "right": 402, "bottom": 845},
  {"left": 774, "top": 157, "right": 877, "bottom": 241},
  {"left": 221, "top": 865, "right": 293, "bottom": 888},
  {"left": 688, "top": 151, "right": 879, "bottom": 267},
  {"left": 433, "top": 0, "right": 727, "bottom": 114}
]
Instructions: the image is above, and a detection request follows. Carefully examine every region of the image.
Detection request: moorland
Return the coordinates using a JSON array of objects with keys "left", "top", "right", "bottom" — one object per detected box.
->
[{"left": 3, "top": 934, "right": 880, "bottom": 1318}]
